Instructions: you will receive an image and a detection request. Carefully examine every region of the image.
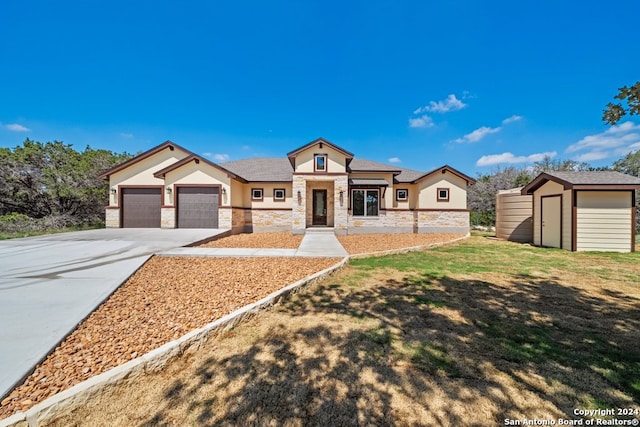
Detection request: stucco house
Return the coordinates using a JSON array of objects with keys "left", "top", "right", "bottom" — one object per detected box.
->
[
  {"left": 521, "top": 171, "right": 640, "bottom": 252},
  {"left": 99, "top": 138, "right": 475, "bottom": 235}
]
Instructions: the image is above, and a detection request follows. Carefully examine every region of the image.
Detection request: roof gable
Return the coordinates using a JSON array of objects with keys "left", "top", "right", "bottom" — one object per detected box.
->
[
  {"left": 99, "top": 140, "right": 192, "bottom": 179},
  {"left": 410, "top": 165, "right": 476, "bottom": 185},
  {"left": 152, "top": 154, "right": 245, "bottom": 182},
  {"left": 286, "top": 137, "right": 354, "bottom": 169},
  {"left": 522, "top": 171, "right": 640, "bottom": 194}
]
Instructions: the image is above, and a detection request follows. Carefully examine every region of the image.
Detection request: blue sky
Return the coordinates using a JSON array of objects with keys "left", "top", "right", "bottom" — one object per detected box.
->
[{"left": 1, "top": 0, "right": 639, "bottom": 176}]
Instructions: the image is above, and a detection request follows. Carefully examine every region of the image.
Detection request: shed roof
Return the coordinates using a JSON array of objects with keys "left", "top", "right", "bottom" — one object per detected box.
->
[{"left": 521, "top": 171, "right": 640, "bottom": 194}]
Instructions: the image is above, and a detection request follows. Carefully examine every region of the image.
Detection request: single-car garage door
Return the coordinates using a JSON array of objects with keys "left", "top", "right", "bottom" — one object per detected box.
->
[
  {"left": 177, "top": 186, "right": 219, "bottom": 228},
  {"left": 121, "top": 188, "right": 162, "bottom": 228}
]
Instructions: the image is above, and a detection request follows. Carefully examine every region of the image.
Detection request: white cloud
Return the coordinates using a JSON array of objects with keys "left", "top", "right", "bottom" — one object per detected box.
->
[
  {"left": 408, "top": 115, "right": 434, "bottom": 129},
  {"left": 502, "top": 115, "right": 523, "bottom": 125},
  {"left": 564, "top": 121, "right": 640, "bottom": 162},
  {"left": 414, "top": 94, "right": 467, "bottom": 115},
  {"left": 388, "top": 157, "right": 401, "bottom": 163},
  {"left": 455, "top": 126, "right": 501, "bottom": 143},
  {"left": 574, "top": 151, "right": 610, "bottom": 162},
  {"left": 476, "top": 151, "right": 557, "bottom": 167},
  {"left": 212, "top": 153, "right": 230, "bottom": 162},
  {"left": 566, "top": 121, "right": 640, "bottom": 153},
  {"left": 5, "top": 123, "right": 30, "bottom": 132},
  {"left": 119, "top": 132, "right": 134, "bottom": 139}
]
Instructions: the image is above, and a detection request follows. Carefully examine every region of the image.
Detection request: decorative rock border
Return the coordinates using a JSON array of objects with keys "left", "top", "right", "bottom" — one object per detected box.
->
[{"left": 0, "top": 257, "right": 349, "bottom": 427}]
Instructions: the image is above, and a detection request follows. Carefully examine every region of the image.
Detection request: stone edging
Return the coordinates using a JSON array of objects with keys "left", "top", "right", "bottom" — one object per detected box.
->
[
  {"left": 348, "top": 233, "right": 470, "bottom": 259},
  {"left": 0, "top": 257, "right": 349, "bottom": 427}
]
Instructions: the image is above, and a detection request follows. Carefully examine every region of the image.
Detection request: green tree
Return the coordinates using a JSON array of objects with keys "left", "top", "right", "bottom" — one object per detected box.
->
[
  {"left": 0, "top": 139, "right": 131, "bottom": 226},
  {"left": 602, "top": 82, "right": 640, "bottom": 125}
]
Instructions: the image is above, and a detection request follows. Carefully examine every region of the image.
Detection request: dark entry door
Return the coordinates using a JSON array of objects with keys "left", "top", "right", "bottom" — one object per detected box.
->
[
  {"left": 312, "top": 189, "right": 327, "bottom": 226},
  {"left": 177, "top": 186, "right": 219, "bottom": 228}
]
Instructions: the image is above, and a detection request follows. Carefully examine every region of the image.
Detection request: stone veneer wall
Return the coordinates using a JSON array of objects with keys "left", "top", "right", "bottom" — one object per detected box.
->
[
  {"left": 347, "top": 210, "right": 414, "bottom": 234},
  {"left": 333, "top": 176, "right": 348, "bottom": 235},
  {"left": 230, "top": 207, "right": 251, "bottom": 233},
  {"left": 217, "top": 207, "right": 232, "bottom": 230},
  {"left": 105, "top": 208, "right": 120, "bottom": 228},
  {"left": 161, "top": 207, "right": 176, "bottom": 228},
  {"left": 252, "top": 209, "right": 292, "bottom": 232},
  {"left": 292, "top": 176, "right": 306, "bottom": 234},
  {"left": 416, "top": 210, "right": 469, "bottom": 234}
]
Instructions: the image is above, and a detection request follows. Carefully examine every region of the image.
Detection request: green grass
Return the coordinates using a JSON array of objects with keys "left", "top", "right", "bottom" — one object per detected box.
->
[
  {"left": 0, "top": 223, "right": 104, "bottom": 240},
  {"left": 348, "top": 236, "right": 640, "bottom": 407}
]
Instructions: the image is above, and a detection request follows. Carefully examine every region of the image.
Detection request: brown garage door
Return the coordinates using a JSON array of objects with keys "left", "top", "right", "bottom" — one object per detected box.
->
[
  {"left": 177, "top": 187, "right": 219, "bottom": 228},
  {"left": 121, "top": 188, "right": 162, "bottom": 228}
]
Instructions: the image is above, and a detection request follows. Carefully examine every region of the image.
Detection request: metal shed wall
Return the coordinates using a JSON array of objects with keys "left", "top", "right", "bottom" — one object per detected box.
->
[{"left": 495, "top": 188, "right": 532, "bottom": 242}]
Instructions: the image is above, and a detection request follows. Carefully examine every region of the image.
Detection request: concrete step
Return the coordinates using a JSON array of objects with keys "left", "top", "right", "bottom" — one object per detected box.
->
[{"left": 304, "top": 227, "right": 335, "bottom": 234}]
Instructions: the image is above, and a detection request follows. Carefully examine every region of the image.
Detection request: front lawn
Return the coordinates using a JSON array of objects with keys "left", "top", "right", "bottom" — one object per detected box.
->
[{"left": 45, "top": 237, "right": 640, "bottom": 426}]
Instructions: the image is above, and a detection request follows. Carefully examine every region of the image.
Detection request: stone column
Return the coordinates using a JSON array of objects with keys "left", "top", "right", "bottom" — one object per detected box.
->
[
  {"left": 334, "top": 175, "right": 348, "bottom": 235},
  {"left": 292, "top": 175, "right": 306, "bottom": 234}
]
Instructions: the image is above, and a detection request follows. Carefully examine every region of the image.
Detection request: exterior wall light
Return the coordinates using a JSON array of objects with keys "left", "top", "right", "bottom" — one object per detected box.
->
[
  {"left": 297, "top": 190, "right": 302, "bottom": 205},
  {"left": 110, "top": 188, "right": 117, "bottom": 195},
  {"left": 166, "top": 186, "right": 172, "bottom": 194},
  {"left": 339, "top": 190, "right": 344, "bottom": 206}
]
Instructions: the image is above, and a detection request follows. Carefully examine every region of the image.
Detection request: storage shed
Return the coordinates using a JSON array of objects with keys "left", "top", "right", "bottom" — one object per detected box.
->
[
  {"left": 521, "top": 171, "right": 640, "bottom": 252},
  {"left": 495, "top": 187, "right": 533, "bottom": 242}
]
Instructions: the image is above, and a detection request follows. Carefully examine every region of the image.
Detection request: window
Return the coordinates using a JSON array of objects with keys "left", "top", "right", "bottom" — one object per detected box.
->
[
  {"left": 314, "top": 154, "right": 327, "bottom": 172},
  {"left": 396, "top": 189, "right": 408, "bottom": 201},
  {"left": 352, "top": 189, "right": 379, "bottom": 216},
  {"left": 437, "top": 187, "right": 450, "bottom": 202},
  {"left": 252, "top": 188, "right": 263, "bottom": 201},
  {"left": 273, "top": 188, "right": 285, "bottom": 201}
]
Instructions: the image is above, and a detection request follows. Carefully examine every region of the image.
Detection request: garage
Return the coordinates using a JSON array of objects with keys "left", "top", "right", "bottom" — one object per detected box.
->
[
  {"left": 121, "top": 188, "right": 162, "bottom": 228},
  {"left": 176, "top": 186, "right": 219, "bottom": 228},
  {"left": 521, "top": 171, "right": 640, "bottom": 252}
]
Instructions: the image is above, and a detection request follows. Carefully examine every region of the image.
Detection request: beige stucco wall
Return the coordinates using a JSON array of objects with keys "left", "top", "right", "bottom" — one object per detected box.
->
[
  {"left": 244, "top": 183, "right": 293, "bottom": 209},
  {"left": 108, "top": 146, "right": 190, "bottom": 206},
  {"left": 163, "top": 161, "right": 232, "bottom": 207},
  {"left": 531, "top": 181, "right": 572, "bottom": 249},
  {"left": 576, "top": 191, "right": 632, "bottom": 252},
  {"left": 294, "top": 145, "right": 348, "bottom": 173},
  {"left": 416, "top": 173, "right": 468, "bottom": 210},
  {"left": 392, "top": 183, "right": 418, "bottom": 210}
]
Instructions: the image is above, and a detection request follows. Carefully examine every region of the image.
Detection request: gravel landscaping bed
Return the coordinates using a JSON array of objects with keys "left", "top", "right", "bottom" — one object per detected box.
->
[
  {"left": 337, "top": 232, "right": 466, "bottom": 254},
  {"left": 0, "top": 256, "right": 341, "bottom": 419},
  {"left": 198, "top": 232, "right": 303, "bottom": 249}
]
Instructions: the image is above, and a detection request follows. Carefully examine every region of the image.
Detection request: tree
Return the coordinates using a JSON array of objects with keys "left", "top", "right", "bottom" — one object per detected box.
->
[
  {"left": 612, "top": 150, "right": 640, "bottom": 176},
  {"left": 0, "top": 139, "right": 131, "bottom": 225},
  {"left": 602, "top": 81, "right": 640, "bottom": 125},
  {"left": 468, "top": 167, "right": 534, "bottom": 226}
]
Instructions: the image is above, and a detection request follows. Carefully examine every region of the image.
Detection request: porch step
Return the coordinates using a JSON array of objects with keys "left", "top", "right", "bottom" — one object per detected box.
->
[{"left": 304, "top": 227, "right": 335, "bottom": 234}]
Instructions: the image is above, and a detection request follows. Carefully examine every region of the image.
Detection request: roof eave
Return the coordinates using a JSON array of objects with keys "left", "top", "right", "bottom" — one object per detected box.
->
[{"left": 99, "top": 140, "right": 189, "bottom": 180}]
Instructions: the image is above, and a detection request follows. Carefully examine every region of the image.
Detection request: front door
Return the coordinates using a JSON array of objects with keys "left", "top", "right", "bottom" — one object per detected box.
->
[{"left": 312, "top": 189, "right": 327, "bottom": 225}]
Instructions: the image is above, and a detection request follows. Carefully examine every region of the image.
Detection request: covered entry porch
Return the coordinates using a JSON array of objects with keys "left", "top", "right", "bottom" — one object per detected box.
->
[{"left": 291, "top": 175, "right": 348, "bottom": 234}]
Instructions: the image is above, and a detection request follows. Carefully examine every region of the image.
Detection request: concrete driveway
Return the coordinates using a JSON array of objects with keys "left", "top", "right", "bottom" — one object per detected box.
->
[{"left": 0, "top": 228, "right": 226, "bottom": 400}]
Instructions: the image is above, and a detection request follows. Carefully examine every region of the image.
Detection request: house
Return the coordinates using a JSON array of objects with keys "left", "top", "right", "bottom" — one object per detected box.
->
[
  {"left": 99, "top": 138, "right": 475, "bottom": 235},
  {"left": 521, "top": 171, "right": 640, "bottom": 252}
]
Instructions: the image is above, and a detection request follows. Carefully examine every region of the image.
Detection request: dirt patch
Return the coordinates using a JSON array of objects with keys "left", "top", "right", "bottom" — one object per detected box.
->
[
  {"left": 0, "top": 256, "right": 340, "bottom": 418},
  {"left": 337, "top": 232, "right": 465, "bottom": 254},
  {"left": 199, "top": 232, "right": 303, "bottom": 249}
]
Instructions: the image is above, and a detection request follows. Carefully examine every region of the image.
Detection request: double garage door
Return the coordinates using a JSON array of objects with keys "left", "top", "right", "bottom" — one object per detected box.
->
[{"left": 121, "top": 187, "right": 219, "bottom": 228}]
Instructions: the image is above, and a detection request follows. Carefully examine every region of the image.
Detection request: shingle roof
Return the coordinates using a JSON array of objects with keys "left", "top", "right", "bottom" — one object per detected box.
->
[
  {"left": 219, "top": 158, "right": 293, "bottom": 182},
  {"left": 521, "top": 171, "right": 640, "bottom": 194},
  {"left": 348, "top": 158, "right": 402, "bottom": 173},
  {"left": 546, "top": 171, "right": 640, "bottom": 185}
]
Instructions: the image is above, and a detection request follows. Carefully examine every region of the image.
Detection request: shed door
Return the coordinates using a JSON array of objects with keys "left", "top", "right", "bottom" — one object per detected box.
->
[
  {"left": 541, "top": 195, "right": 561, "bottom": 248},
  {"left": 121, "top": 188, "right": 162, "bottom": 228},
  {"left": 177, "top": 187, "right": 219, "bottom": 228}
]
